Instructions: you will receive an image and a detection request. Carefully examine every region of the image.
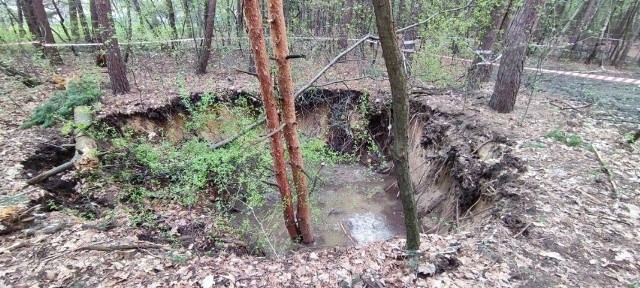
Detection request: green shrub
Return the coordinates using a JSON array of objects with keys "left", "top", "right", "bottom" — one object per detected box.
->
[{"left": 22, "top": 76, "right": 102, "bottom": 128}]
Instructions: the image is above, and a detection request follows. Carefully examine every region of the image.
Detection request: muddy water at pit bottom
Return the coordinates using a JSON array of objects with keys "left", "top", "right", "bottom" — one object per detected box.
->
[{"left": 235, "top": 164, "right": 405, "bottom": 254}]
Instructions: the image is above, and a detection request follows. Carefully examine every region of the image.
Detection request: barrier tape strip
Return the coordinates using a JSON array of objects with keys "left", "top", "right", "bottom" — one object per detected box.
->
[
  {"left": 432, "top": 54, "right": 640, "bottom": 86},
  {"left": 3, "top": 38, "right": 638, "bottom": 85}
]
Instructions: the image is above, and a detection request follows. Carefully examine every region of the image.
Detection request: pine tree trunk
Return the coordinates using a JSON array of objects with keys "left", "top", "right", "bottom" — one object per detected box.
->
[
  {"left": 489, "top": 0, "right": 544, "bottom": 113},
  {"left": 69, "top": 0, "right": 80, "bottom": 41},
  {"left": 267, "top": 0, "right": 314, "bottom": 244},
  {"left": 585, "top": 3, "right": 613, "bottom": 65},
  {"left": 32, "top": 0, "right": 63, "bottom": 65},
  {"left": 165, "top": 0, "right": 178, "bottom": 39},
  {"left": 20, "top": 0, "right": 40, "bottom": 39},
  {"left": 235, "top": 0, "right": 243, "bottom": 37},
  {"left": 95, "top": 0, "right": 130, "bottom": 94},
  {"left": 196, "top": 0, "right": 216, "bottom": 75},
  {"left": 569, "top": 0, "right": 599, "bottom": 55},
  {"left": 338, "top": 0, "right": 354, "bottom": 49},
  {"left": 373, "top": 0, "right": 421, "bottom": 251},
  {"left": 467, "top": 1, "right": 512, "bottom": 89},
  {"left": 243, "top": 0, "right": 300, "bottom": 242},
  {"left": 89, "top": 0, "right": 100, "bottom": 42},
  {"left": 15, "top": 0, "right": 26, "bottom": 36},
  {"left": 76, "top": 0, "right": 91, "bottom": 43},
  {"left": 610, "top": 1, "right": 640, "bottom": 66}
]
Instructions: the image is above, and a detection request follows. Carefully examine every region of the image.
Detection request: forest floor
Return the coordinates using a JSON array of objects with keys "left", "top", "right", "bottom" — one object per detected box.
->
[{"left": 1, "top": 51, "right": 639, "bottom": 287}]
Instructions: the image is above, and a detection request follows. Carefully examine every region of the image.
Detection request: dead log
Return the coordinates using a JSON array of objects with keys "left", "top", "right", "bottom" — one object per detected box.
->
[
  {"left": 0, "top": 61, "right": 42, "bottom": 87},
  {"left": 27, "top": 106, "right": 98, "bottom": 185},
  {"left": 73, "top": 106, "right": 99, "bottom": 171}
]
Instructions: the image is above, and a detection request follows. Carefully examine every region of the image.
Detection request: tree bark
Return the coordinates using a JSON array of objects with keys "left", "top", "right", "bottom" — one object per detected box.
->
[
  {"left": 96, "top": 0, "right": 130, "bottom": 94},
  {"left": 467, "top": 1, "right": 512, "bottom": 89},
  {"left": 196, "top": 0, "right": 216, "bottom": 74},
  {"left": 165, "top": 0, "right": 178, "bottom": 39},
  {"left": 243, "top": 0, "right": 300, "bottom": 242},
  {"left": 610, "top": 1, "right": 640, "bottom": 66},
  {"left": 489, "top": 0, "right": 544, "bottom": 113},
  {"left": 76, "top": 0, "right": 91, "bottom": 43},
  {"left": 32, "top": 0, "right": 63, "bottom": 65},
  {"left": 569, "top": 0, "right": 600, "bottom": 54},
  {"left": 235, "top": 0, "right": 243, "bottom": 37},
  {"left": 267, "top": 0, "right": 314, "bottom": 244},
  {"left": 338, "top": 0, "right": 354, "bottom": 49},
  {"left": 20, "top": 0, "right": 40, "bottom": 39},
  {"left": 89, "top": 0, "right": 100, "bottom": 42},
  {"left": 15, "top": 0, "right": 26, "bottom": 36},
  {"left": 373, "top": 0, "right": 421, "bottom": 251},
  {"left": 69, "top": 0, "right": 80, "bottom": 40},
  {"left": 585, "top": 3, "right": 614, "bottom": 65}
]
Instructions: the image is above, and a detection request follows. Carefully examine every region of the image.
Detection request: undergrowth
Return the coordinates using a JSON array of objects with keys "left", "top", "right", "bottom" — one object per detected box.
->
[
  {"left": 22, "top": 76, "right": 102, "bottom": 128},
  {"left": 546, "top": 128, "right": 593, "bottom": 151},
  {"left": 92, "top": 94, "right": 352, "bottom": 252}
]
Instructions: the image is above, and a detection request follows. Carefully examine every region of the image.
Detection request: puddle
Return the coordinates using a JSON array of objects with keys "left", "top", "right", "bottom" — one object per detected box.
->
[
  {"left": 313, "top": 164, "right": 405, "bottom": 246},
  {"left": 235, "top": 164, "right": 404, "bottom": 255}
]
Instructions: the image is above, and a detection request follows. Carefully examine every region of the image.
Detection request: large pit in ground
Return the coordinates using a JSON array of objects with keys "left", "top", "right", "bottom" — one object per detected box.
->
[{"left": 22, "top": 88, "right": 524, "bottom": 255}]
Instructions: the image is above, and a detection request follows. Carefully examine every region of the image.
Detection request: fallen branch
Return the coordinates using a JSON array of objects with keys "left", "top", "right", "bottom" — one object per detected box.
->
[
  {"left": 513, "top": 222, "right": 532, "bottom": 238},
  {"left": 27, "top": 154, "right": 79, "bottom": 185},
  {"left": 0, "top": 60, "right": 42, "bottom": 87},
  {"left": 592, "top": 144, "right": 619, "bottom": 198},
  {"left": 549, "top": 99, "right": 593, "bottom": 111},
  {"left": 76, "top": 244, "right": 168, "bottom": 252},
  {"left": 253, "top": 123, "right": 285, "bottom": 144},
  {"left": 235, "top": 68, "right": 258, "bottom": 78},
  {"left": 209, "top": 118, "right": 266, "bottom": 149},
  {"left": 340, "top": 221, "right": 356, "bottom": 245},
  {"left": 294, "top": 34, "right": 376, "bottom": 99},
  {"left": 27, "top": 106, "right": 98, "bottom": 185}
]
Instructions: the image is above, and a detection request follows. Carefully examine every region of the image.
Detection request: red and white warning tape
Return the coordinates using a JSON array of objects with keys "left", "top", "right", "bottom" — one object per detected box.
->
[{"left": 433, "top": 54, "right": 640, "bottom": 86}]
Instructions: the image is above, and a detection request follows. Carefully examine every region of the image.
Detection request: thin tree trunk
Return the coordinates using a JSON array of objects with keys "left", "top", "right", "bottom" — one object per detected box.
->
[
  {"left": 196, "top": 0, "right": 216, "bottom": 74},
  {"left": 15, "top": 0, "right": 26, "bottom": 36},
  {"left": 96, "top": 0, "right": 130, "bottom": 94},
  {"left": 165, "top": 0, "right": 178, "bottom": 39},
  {"left": 610, "top": 1, "right": 640, "bottom": 66},
  {"left": 235, "top": 0, "right": 243, "bottom": 37},
  {"left": 585, "top": 3, "right": 613, "bottom": 65},
  {"left": 243, "top": 0, "right": 300, "bottom": 242},
  {"left": 1, "top": 0, "right": 22, "bottom": 36},
  {"left": 76, "top": 0, "right": 91, "bottom": 42},
  {"left": 69, "top": 0, "right": 80, "bottom": 40},
  {"left": 51, "top": 0, "right": 78, "bottom": 56},
  {"left": 489, "top": 0, "right": 544, "bottom": 113},
  {"left": 373, "top": 0, "right": 421, "bottom": 252},
  {"left": 89, "top": 0, "right": 100, "bottom": 42},
  {"left": 569, "top": 0, "right": 600, "bottom": 54},
  {"left": 32, "top": 0, "right": 63, "bottom": 65},
  {"left": 338, "top": 0, "right": 354, "bottom": 49},
  {"left": 613, "top": 20, "right": 640, "bottom": 67},
  {"left": 467, "top": 1, "right": 511, "bottom": 89},
  {"left": 267, "top": 0, "right": 314, "bottom": 244},
  {"left": 21, "top": 0, "right": 41, "bottom": 40}
]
